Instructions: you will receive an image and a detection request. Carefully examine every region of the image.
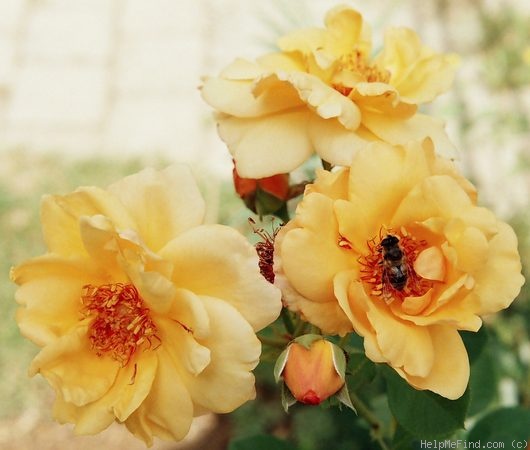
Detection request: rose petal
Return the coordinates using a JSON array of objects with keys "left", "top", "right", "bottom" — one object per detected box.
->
[
  {"left": 107, "top": 166, "right": 205, "bottom": 252},
  {"left": 399, "top": 325, "right": 469, "bottom": 400},
  {"left": 217, "top": 109, "right": 314, "bottom": 178},
  {"left": 175, "top": 296, "right": 261, "bottom": 413},
  {"left": 159, "top": 224, "right": 281, "bottom": 331}
]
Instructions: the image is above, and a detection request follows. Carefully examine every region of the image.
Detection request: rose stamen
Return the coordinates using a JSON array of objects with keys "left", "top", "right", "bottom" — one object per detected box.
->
[
  {"left": 249, "top": 218, "right": 282, "bottom": 284},
  {"left": 81, "top": 283, "right": 160, "bottom": 366},
  {"left": 333, "top": 50, "right": 391, "bottom": 96},
  {"left": 358, "top": 231, "right": 432, "bottom": 304}
]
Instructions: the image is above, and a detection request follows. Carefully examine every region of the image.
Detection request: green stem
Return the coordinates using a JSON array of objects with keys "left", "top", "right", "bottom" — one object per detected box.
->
[
  {"left": 293, "top": 318, "right": 308, "bottom": 337},
  {"left": 349, "top": 391, "right": 390, "bottom": 450}
]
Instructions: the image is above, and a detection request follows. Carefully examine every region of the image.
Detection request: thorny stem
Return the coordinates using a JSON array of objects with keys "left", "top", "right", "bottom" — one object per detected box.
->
[{"left": 349, "top": 391, "right": 390, "bottom": 450}]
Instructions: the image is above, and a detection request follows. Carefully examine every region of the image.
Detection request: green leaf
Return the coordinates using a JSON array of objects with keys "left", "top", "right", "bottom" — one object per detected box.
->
[
  {"left": 229, "top": 434, "right": 297, "bottom": 450},
  {"left": 460, "top": 326, "right": 488, "bottom": 364},
  {"left": 467, "top": 346, "right": 498, "bottom": 416},
  {"left": 392, "top": 424, "right": 423, "bottom": 450},
  {"left": 383, "top": 366, "right": 470, "bottom": 439},
  {"left": 255, "top": 188, "right": 285, "bottom": 216},
  {"left": 467, "top": 407, "right": 530, "bottom": 446},
  {"left": 273, "top": 347, "right": 290, "bottom": 383},
  {"left": 346, "top": 353, "right": 377, "bottom": 391}
]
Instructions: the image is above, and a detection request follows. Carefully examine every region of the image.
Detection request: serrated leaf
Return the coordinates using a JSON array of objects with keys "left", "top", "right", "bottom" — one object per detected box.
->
[
  {"left": 467, "top": 407, "right": 530, "bottom": 446},
  {"left": 383, "top": 366, "right": 470, "bottom": 439},
  {"left": 229, "top": 434, "right": 297, "bottom": 450}
]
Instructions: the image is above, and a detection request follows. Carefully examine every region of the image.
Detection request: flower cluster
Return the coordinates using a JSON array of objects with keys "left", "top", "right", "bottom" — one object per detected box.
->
[{"left": 11, "top": 4, "right": 525, "bottom": 447}]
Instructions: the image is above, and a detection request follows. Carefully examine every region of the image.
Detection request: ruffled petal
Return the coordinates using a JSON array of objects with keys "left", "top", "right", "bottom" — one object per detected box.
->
[
  {"left": 174, "top": 296, "right": 261, "bottom": 413},
  {"left": 159, "top": 224, "right": 281, "bottom": 331},
  {"left": 275, "top": 270, "right": 352, "bottom": 335},
  {"left": 308, "top": 114, "right": 375, "bottom": 167},
  {"left": 359, "top": 293, "right": 435, "bottom": 378},
  {"left": 41, "top": 187, "right": 136, "bottom": 257},
  {"left": 217, "top": 109, "right": 313, "bottom": 178},
  {"left": 29, "top": 325, "right": 121, "bottom": 407},
  {"left": 376, "top": 27, "right": 459, "bottom": 103},
  {"left": 107, "top": 166, "right": 205, "bottom": 252},
  {"left": 305, "top": 167, "right": 349, "bottom": 200},
  {"left": 53, "top": 351, "right": 158, "bottom": 434},
  {"left": 399, "top": 326, "right": 469, "bottom": 400},
  {"left": 472, "top": 222, "right": 525, "bottom": 315},
  {"left": 278, "top": 193, "right": 357, "bottom": 303},
  {"left": 12, "top": 255, "right": 105, "bottom": 346},
  {"left": 363, "top": 112, "right": 457, "bottom": 160},
  {"left": 124, "top": 348, "right": 194, "bottom": 446},
  {"left": 254, "top": 72, "right": 361, "bottom": 130},
  {"left": 201, "top": 71, "right": 304, "bottom": 117}
]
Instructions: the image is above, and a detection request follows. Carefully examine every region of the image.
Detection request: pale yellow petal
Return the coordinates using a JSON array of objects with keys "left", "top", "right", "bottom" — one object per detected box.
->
[
  {"left": 107, "top": 166, "right": 205, "bottom": 252},
  {"left": 275, "top": 270, "right": 353, "bottom": 335},
  {"left": 254, "top": 72, "right": 361, "bottom": 129},
  {"left": 414, "top": 246, "right": 445, "bottom": 281},
  {"left": 217, "top": 109, "right": 313, "bottom": 178},
  {"left": 362, "top": 295, "right": 435, "bottom": 378},
  {"left": 30, "top": 325, "right": 120, "bottom": 407},
  {"left": 278, "top": 193, "right": 357, "bottom": 303},
  {"left": 166, "top": 288, "right": 211, "bottom": 340},
  {"left": 472, "top": 221, "right": 525, "bottom": 315},
  {"left": 376, "top": 27, "right": 459, "bottom": 103},
  {"left": 305, "top": 167, "right": 349, "bottom": 200},
  {"left": 53, "top": 351, "right": 158, "bottom": 434},
  {"left": 41, "top": 187, "right": 136, "bottom": 257},
  {"left": 308, "top": 114, "right": 375, "bottom": 167},
  {"left": 363, "top": 113, "right": 458, "bottom": 160},
  {"left": 125, "top": 348, "right": 194, "bottom": 445},
  {"left": 159, "top": 224, "right": 281, "bottom": 331},
  {"left": 12, "top": 255, "right": 105, "bottom": 346},
  {"left": 391, "top": 175, "right": 474, "bottom": 227},
  {"left": 175, "top": 296, "right": 260, "bottom": 413},
  {"left": 201, "top": 74, "right": 304, "bottom": 117},
  {"left": 400, "top": 326, "right": 469, "bottom": 400},
  {"left": 157, "top": 316, "right": 211, "bottom": 377}
]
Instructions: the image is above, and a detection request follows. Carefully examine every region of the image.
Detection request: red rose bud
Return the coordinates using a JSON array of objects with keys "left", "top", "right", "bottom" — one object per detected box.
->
[
  {"left": 276, "top": 337, "right": 346, "bottom": 406},
  {"left": 232, "top": 163, "right": 289, "bottom": 215}
]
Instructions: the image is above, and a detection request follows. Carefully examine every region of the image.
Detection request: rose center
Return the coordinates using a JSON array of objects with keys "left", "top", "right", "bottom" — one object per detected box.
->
[
  {"left": 81, "top": 283, "right": 160, "bottom": 366},
  {"left": 358, "top": 231, "right": 432, "bottom": 303},
  {"left": 333, "top": 50, "right": 391, "bottom": 96}
]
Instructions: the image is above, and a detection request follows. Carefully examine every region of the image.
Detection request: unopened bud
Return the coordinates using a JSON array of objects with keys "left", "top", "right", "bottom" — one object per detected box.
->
[{"left": 275, "top": 336, "right": 346, "bottom": 406}]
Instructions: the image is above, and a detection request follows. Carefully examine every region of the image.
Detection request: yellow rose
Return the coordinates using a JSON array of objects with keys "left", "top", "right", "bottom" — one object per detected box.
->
[
  {"left": 202, "top": 5, "right": 459, "bottom": 178},
  {"left": 274, "top": 140, "right": 524, "bottom": 399},
  {"left": 11, "top": 166, "right": 281, "bottom": 445}
]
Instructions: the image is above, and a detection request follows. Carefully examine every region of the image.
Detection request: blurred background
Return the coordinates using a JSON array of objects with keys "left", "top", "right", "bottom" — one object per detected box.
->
[{"left": 0, "top": 0, "right": 528, "bottom": 449}]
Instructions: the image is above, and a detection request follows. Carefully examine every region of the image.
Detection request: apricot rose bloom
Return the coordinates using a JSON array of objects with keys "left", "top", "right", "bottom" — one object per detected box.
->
[
  {"left": 273, "top": 140, "right": 524, "bottom": 399},
  {"left": 11, "top": 166, "right": 281, "bottom": 445},
  {"left": 201, "top": 5, "right": 458, "bottom": 178}
]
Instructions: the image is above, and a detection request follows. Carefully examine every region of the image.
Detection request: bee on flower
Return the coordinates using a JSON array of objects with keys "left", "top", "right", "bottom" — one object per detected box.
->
[{"left": 273, "top": 139, "right": 524, "bottom": 399}]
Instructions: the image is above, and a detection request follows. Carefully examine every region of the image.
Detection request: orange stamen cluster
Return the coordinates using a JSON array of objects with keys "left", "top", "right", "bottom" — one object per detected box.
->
[
  {"left": 81, "top": 283, "right": 160, "bottom": 366},
  {"left": 358, "top": 232, "right": 432, "bottom": 303},
  {"left": 333, "top": 50, "right": 391, "bottom": 96}
]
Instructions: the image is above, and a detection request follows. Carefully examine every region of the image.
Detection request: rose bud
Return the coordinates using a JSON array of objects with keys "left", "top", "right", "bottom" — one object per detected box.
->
[{"left": 274, "top": 335, "right": 353, "bottom": 409}]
